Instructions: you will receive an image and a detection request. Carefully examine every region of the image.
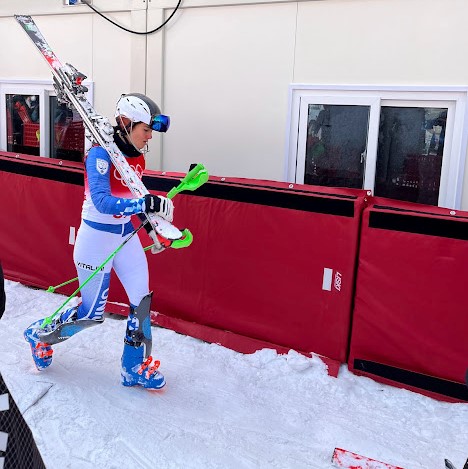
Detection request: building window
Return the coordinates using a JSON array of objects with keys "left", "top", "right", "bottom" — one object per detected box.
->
[
  {"left": 304, "top": 104, "right": 369, "bottom": 190},
  {"left": 50, "top": 96, "right": 86, "bottom": 162},
  {"left": 286, "top": 86, "right": 468, "bottom": 209},
  {"left": 6, "top": 94, "right": 41, "bottom": 156},
  {"left": 1, "top": 80, "right": 93, "bottom": 162},
  {"left": 375, "top": 106, "right": 447, "bottom": 206}
]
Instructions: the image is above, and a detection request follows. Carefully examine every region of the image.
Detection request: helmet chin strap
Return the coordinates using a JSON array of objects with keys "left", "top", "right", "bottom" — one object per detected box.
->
[{"left": 118, "top": 116, "right": 148, "bottom": 154}]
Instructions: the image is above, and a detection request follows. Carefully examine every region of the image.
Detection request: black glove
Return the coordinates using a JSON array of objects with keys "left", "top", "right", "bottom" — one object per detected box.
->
[{"left": 144, "top": 194, "right": 174, "bottom": 222}]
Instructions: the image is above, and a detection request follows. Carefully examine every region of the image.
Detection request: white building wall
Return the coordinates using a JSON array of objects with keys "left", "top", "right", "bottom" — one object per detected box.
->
[
  {"left": 2, "top": 0, "right": 468, "bottom": 206},
  {"left": 294, "top": 0, "right": 468, "bottom": 85},
  {"left": 159, "top": 2, "right": 296, "bottom": 179}
]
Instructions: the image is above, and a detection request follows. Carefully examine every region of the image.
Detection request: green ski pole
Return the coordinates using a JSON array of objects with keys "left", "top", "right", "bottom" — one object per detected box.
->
[
  {"left": 46, "top": 244, "right": 155, "bottom": 293},
  {"left": 46, "top": 164, "right": 208, "bottom": 292},
  {"left": 41, "top": 221, "right": 148, "bottom": 328}
]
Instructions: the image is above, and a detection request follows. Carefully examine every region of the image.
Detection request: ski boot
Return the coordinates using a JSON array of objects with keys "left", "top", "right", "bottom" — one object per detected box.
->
[
  {"left": 121, "top": 343, "right": 165, "bottom": 389},
  {"left": 24, "top": 319, "right": 53, "bottom": 371},
  {"left": 121, "top": 292, "right": 165, "bottom": 390}
]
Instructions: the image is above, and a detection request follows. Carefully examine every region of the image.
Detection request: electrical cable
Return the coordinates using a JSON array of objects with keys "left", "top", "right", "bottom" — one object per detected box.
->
[{"left": 81, "top": 0, "right": 182, "bottom": 35}]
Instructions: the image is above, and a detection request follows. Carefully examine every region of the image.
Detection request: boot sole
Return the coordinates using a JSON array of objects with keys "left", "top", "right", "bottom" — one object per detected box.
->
[{"left": 121, "top": 377, "right": 166, "bottom": 390}]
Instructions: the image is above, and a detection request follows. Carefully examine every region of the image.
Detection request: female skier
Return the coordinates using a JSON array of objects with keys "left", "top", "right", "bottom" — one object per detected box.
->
[{"left": 25, "top": 93, "right": 171, "bottom": 390}]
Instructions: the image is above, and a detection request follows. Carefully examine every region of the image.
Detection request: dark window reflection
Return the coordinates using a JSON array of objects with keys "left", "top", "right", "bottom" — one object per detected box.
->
[
  {"left": 4, "top": 94, "right": 84, "bottom": 162},
  {"left": 375, "top": 107, "right": 446, "bottom": 206},
  {"left": 6, "top": 94, "right": 40, "bottom": 156},
  {"left": 50, "top": 96, "right": 85, "bottom": 162},
  {"left": 304, "top": 104, "right": 369, "bottom": 189}
]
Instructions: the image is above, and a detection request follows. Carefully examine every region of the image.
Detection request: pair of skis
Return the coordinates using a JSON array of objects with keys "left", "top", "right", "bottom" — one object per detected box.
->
[{"left": 15, "top": 14, "right": 204, "bottom": 248}]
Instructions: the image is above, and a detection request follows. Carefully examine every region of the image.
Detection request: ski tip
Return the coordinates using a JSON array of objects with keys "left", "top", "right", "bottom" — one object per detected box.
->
[{"left": 445, "top": 459, "right": 457, "bottom": 469}]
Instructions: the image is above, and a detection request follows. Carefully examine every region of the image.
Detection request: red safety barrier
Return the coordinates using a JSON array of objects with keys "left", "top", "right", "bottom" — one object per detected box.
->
[
  {"left": 0, "top": 152, "right": 368, "bottom": 374},
  {"left": 0, "top": 153, "right": 83, "bottom": 292},
  {"left": 109, "top": 171, "right": 369, "bottom": 373},
  {"left": 349, "top": 198, "right": 468, "bottom": 402}
]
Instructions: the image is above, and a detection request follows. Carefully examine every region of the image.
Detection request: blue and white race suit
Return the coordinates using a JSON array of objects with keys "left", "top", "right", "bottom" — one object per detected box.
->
[{"left": 73, "top": 146, "right": 149, "bottom": 320}]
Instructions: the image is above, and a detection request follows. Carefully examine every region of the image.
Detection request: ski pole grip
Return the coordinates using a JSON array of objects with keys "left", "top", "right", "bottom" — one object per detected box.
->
[
  {"left": 170, "top": 229, "right": 193, "bottom": 249},
  {"left": 166, "top": 163, "right": 208, "bottom": 199}
]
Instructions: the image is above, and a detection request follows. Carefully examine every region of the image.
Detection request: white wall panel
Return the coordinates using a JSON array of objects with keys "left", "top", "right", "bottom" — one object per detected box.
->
[
  {"left": 294, "top": 0, "right": 468, "bottom": 85},
  {"left": 92, "top": 11, "right": 147, "bottom": 119},
  {"left": 161, "top": 3, "right": 296, "bottom": 179},
  {"left": 0, "top": 15, "right": 92, "bottom": 79}
]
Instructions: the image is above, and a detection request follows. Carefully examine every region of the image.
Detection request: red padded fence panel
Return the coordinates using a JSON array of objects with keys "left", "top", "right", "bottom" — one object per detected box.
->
[
  {"left": 145, "top": 174, "right": 368, "bottom": 364},
  {"left": 349, "top": 198, "right": 468, "bottom": 402},
  {"left": 0, "top": 153, "right": 83, "bottom": 294},
  {"left": 0, "top": 152, "right": 367, "bottom": 370}
]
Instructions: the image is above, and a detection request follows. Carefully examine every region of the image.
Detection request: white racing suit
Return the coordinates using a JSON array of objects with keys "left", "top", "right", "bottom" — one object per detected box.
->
[{"left": 74, "top": 145, "right": 150, "bottom": 320}]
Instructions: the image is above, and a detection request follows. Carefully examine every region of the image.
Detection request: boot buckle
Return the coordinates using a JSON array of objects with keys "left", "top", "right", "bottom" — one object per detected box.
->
[{"left": 137, "top": 355, "right": 161, "bottom": 378}]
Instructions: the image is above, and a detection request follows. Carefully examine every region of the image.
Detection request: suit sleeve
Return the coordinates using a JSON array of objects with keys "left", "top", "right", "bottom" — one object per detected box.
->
[{"left": 86, "top": 146, "right": 146, "bottom": 216}]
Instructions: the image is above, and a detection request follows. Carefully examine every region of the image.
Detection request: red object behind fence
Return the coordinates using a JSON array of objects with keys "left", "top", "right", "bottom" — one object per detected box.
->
[{"left": 23, "top": 122, "right": 85, "bottom": 150}]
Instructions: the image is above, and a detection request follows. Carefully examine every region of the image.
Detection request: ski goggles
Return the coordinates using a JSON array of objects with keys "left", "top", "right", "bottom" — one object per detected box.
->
[{"left": 151, "top": 114, "right": 170, "bottom": 133}]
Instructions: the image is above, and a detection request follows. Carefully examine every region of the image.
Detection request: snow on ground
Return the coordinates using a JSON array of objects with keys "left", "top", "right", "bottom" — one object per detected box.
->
[{"left": 0, "top": 280, "right": 467, "bottom": 469}]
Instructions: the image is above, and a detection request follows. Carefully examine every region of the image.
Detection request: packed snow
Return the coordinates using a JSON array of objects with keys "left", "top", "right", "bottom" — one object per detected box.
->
[{"left": 0, "top": 280, "right": 467, "bottom": 469}]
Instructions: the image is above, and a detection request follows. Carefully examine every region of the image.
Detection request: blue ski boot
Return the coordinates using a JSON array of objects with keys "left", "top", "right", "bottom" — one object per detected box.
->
[
  {"left": 121, "top": 292, "right": 165, "bottom": 390},
  {"left": 24, "top": 319, "right": 53, "bottom": 371},
  {"left": 121, "top": 343, "right": 165, "bottom": 389}
]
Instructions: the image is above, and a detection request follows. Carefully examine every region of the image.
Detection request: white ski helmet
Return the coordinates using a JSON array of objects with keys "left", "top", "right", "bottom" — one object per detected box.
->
[{"left": 115, "top": 93, "right": 170, "bottom": 132}]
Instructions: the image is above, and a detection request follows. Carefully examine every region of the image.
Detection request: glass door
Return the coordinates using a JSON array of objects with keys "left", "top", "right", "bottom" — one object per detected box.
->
[
  {"left": 1, "top": 86, "right": 49, "bottom": 157},
  {"left": 6, "top": 93, "right": 41, "bottom": 156},
  {"left": 1, "top": 80, "right": 92, "bottom": 162},
  {"left": 375, "top": 100, "right": 454, "bottom": 206},
  {"left": 296, "top": 96, "right": 380, "bottom": 189},
  {"left": 288, "top": 86, "right": 467, "bottom": 208},
  {"left": 49, "top": 96, "right": 85, "bottom": 162}
]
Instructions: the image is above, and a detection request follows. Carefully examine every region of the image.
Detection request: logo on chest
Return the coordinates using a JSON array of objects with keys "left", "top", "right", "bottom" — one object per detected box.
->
[{"left": 113, "top": 163, "right": 143, "bottom": 188}]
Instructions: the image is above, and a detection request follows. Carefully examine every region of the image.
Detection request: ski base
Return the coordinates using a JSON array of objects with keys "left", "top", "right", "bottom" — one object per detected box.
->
[{"left": 153, "top": 216, "right": 183, "bottom": 241}]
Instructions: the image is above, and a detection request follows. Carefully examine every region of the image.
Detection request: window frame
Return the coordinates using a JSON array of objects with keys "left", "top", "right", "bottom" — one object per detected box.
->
[
  {"left": 0, "top": 78, "right": 93, "bottom": 158},
  {"left": 285, "top": 85, "right": 468, "bottom": 209}
]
